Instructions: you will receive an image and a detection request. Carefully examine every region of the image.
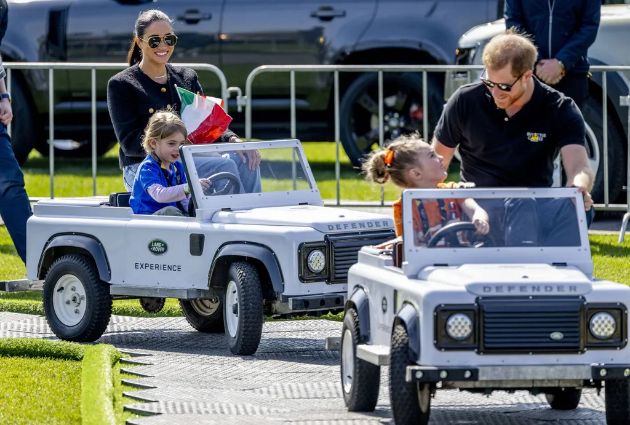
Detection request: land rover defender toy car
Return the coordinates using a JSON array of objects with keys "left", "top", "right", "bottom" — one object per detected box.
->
[
  {"left": 339, "top": 188, "right": 630, "bottom": 425},
  {"left": 26, "top": 140, "right": 394, "bottom": 355}
]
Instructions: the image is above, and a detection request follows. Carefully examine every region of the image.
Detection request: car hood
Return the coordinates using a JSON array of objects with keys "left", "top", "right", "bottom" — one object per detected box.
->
[
  {"left": 419, "top": 264, "right": 592, "bottom": 296},
  {"left": 212, "top": 205, "right": 394, "bottom": 234}
]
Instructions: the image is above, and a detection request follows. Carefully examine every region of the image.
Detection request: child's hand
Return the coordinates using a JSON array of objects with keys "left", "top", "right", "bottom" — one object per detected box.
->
[
  {"left": 472, "top": 209, "right": 490, "bottom": 235},
  {"left": 199, "top": 178, "right": 212, "bottom": 190}
]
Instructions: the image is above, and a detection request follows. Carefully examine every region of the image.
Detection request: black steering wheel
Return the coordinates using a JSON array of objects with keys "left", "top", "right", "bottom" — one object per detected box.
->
[
  {"left": 202, "top": 172, "right": 241, "bottom": 196},
  {"left": 427, "top": 221, "right": 493, "bottom": 248}
]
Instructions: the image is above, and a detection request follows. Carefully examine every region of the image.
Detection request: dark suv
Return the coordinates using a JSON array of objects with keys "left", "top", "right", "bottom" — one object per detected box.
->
[{"left": 4, "top": 0, "right": 505, "bottom": 165}]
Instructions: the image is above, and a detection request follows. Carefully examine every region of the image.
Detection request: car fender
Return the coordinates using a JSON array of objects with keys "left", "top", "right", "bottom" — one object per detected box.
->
[
  {"left": 39, "top": 233, "right": 111, "bottom": 282},
  {"left": 210, "top": 243, "right": 284, "bottom": 294},
  {"left": 395, "top": 303, "right": 420, "bottom": 360},
  {"left": 345, "top": 286, "right": 370, "bottom": 342}
]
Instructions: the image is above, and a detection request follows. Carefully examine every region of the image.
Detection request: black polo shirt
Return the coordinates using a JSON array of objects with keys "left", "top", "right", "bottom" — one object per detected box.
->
[{"left": 434, "top": 78, "right": 585, "bottom": 187}]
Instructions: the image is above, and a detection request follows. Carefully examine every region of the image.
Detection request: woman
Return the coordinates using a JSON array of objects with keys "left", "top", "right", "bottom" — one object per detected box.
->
[{"left": 107, "top": 9, "right": 260, "bottom": 192}]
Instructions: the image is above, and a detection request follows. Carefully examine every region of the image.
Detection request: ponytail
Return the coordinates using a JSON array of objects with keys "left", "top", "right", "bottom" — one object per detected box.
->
[{"left": 127, "top": 40, "right": 142, "bottom": 66}]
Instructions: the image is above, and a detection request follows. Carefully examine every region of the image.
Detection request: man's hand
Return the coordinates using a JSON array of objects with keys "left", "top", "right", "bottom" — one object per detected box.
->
[
  {"left": 574, "top": 184, "right": 594, "bottom": 211},
  {"left": 0, "top": 97, "right": 12, "bottom": 126},
  {"left": 471, "top": 209, "right": 490, "bottom": 235},
  {"left": 535, "top": 59, "right": 565, "bottom": 86}
]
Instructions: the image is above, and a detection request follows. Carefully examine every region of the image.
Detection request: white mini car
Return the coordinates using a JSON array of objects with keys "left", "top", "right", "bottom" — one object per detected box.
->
[
  {"left": 26, "top": 140, "right": 394, "bottom": 355},
  {"left": 340, "top": 188, "right": 630, "bottom": 425}
]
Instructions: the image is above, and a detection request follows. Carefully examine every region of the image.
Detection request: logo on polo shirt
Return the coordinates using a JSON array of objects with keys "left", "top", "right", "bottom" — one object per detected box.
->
[{"left": 526, "top": 132, "right": 547, "bottom": 143}]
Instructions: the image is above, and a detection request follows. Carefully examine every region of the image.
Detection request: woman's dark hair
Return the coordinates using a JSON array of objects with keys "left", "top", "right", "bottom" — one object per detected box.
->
[{"left": 127, "top": 9, "right": 173, "bottom": 66}]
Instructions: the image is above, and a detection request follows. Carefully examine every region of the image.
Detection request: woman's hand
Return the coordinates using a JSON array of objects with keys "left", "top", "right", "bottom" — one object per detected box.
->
[{"left": 230, "top": 136, "right": 262, "bottom": 170}]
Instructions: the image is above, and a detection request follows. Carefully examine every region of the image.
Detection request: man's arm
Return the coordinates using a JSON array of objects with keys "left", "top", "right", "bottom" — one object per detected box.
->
[
  {"left": 504, "top": 0, "right": 525, "bottom": 32},
  {"left": 560, "top": 144, "right": 593, "bottom": 191},
  {"left": 555, "top": 0, "right": 600, "bottom": 73},
  {"left": 431, "top": 137, "right": 456, "bottom": 171},
  {"left": 0, "top": 59, "right": 11, "bottom": 126}
]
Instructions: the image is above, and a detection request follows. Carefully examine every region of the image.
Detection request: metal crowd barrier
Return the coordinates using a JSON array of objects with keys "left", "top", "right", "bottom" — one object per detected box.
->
[
  {"left": 5, "top": 62, "right": 630, "bottom": 238},
  {"left": 242, "top": 64, "right": 630, "bottom": 237},
  {"left": 4, "top": 62, "right": 228, "bottom": 198}
]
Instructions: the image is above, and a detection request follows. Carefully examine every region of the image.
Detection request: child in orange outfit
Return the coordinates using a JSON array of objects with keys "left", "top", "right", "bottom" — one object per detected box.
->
[{"left": 362, "top": 133, "right": 489, "bottom": 245}]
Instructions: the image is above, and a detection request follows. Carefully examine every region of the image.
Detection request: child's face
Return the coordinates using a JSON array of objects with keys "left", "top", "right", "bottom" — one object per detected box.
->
[
  {"left": 407, "top": 148, "right": 447, "bottom": 188},
  {"left": 151, "top": 131, "right": 187, "bottom": 165}
]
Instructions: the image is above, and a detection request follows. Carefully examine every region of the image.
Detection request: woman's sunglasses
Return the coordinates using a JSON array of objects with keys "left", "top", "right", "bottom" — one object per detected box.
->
[
  {"left": 480, "top": 70, "right": 523, "bottom": 92},
  {"left": 141, "top": 34, "right": 178, "bottom": 49}
]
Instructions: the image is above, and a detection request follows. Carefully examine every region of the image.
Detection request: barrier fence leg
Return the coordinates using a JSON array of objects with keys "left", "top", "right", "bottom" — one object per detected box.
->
[{"left": 620, "top": 95, "right": 630, "bottom": 243}]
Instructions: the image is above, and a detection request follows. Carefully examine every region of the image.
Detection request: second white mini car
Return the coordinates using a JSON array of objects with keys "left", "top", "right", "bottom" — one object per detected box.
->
[{"left": 340, "top": 188, "right": 630, "bottom": 425}]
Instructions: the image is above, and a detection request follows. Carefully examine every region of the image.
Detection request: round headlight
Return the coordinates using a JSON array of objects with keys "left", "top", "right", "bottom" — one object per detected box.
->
[
  {"left": 445, "top": 313, "right": 473, "bottom": 341},
  {"left": 589, "top": 312, "right": 617, "bottom": 340},
  {"left": 306, "top": 249, "right": 326, "bottom": 273}
]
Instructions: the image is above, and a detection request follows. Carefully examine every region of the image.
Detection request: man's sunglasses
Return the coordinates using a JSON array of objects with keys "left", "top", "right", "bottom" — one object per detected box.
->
[
  {"left": 142, "top": 34, "right": 178, "bottom": 49},
  {"left": 480, "top": 70, "right": 523, "bottom": 92}
]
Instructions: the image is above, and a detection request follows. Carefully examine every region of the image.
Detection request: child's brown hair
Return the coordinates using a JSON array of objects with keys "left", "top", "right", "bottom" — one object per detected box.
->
[
  {"left": 142, "top": 110, "right": 188, "bottom": 154},
  {"left": 362, "top": 132, "right": 431, "bottom": 187}
]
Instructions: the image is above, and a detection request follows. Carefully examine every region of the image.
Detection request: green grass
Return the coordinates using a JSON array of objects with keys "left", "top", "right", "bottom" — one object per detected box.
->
[
  {"left": 0, "top": 289, "right": 182, "bottom": 317},
  {"left": 21, "top": 142, "right": 458, "bottom": 201},
  {"left": 0, "top": 357, "right": 82, "bottom": 425},
  {"left": 0, "top": 338, "right": 131, "bottom": 425}
]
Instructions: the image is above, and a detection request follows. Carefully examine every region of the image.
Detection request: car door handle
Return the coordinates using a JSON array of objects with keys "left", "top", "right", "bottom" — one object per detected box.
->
[
  {"left": 310, "top": 6, "right": 346, "bottom": 22},
  {"left": 177, "top": 9, "right": 212, "bottom": 25}
]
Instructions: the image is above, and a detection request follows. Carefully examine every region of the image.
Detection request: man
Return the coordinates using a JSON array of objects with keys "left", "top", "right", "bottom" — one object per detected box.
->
[
  {"left": 0, "top": 0, "right": 32, "bottom": 262},
  {"left": 505, "top": 0, "right": 600, "bottom": 110},
  {"left": 432, "top": 32, "right": 593, "bottom": 245}
]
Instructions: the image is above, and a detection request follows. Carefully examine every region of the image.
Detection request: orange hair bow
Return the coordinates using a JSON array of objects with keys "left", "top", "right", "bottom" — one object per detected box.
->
[{"left": 383, "top": 148, "right": 395, "bottom": 168}]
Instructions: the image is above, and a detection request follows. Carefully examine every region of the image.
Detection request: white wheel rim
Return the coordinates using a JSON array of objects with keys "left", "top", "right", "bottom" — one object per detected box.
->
[
  {"left": 191, "top": 298, "right": 220, "bottom": 316},
  {"left": 225, "top": 280, "right": 239, "bottom": 337},
  {"left": 52, "top": 274, "right": 87, "bottom": 326},
  {"left": 341, "top": 328, "right": 355, "bottom": 394}
]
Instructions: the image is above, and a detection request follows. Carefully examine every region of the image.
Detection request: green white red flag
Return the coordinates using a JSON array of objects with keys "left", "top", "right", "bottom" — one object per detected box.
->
[{"left": 175, "top": 86, "right": 232, "bottom": 144}]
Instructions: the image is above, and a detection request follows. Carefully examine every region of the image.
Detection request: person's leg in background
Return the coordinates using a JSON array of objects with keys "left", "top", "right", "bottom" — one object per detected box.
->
[
  {"left": 503, "top": 198, "right": 540, "bottom": 247},
  {"left": 122, "top": 162, "right": 141, "bottom": 192},
  {"left": 194, "top": 155, "right": 245, "bottom": 193},
  {"left": 0, "top": 124, "right": 32, "bottom": 263},
  {"left": 227, "top": 152, "right": 261, "bottom": 193}
]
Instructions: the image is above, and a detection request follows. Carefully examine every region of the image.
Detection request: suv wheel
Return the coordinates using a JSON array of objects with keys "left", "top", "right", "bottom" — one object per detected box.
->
[
  {"left": 605, "top": 379, "right": 630, "bottom": 425},
  {"left": 222, "top": 261, "right": 263, "bottom": 355},
  {"left": 390, "top": 322, "right": 431, "bottom": 425},
  {"left": 339, "top": 72, "right": 442, "bottom": 167},
  {"left": 340, "top": 307, "right": 380, "bottom": 411},
  {"left": 43, "top": 254, "right": 111, "bottom": 342},
  {"left": 180, "top": 297, "right": 224, "bottom": 333},
  {"left": 545, "top": 387, "right": 582, "bottom": 410}
]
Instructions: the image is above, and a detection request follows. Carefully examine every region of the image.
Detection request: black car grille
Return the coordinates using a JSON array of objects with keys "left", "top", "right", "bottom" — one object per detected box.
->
[
  {"left": 326, "top": 230, "right": 394, "bottom": 283},
  {"left": 480, "top": 296, "right": 583, "bottom": 353}
]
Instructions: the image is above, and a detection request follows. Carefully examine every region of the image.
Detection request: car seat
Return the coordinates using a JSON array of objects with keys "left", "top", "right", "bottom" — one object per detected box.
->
[{"left": 109, "top": 192, "right": 131, "bottom": 207}]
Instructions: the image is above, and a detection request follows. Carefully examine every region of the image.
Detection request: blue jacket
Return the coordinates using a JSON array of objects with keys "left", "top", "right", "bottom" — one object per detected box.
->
[
  {"left": 505, "top": 0, "right": 600, "bottom": 74},
  {"left": 130, "top": 154, "right": 187, "bottom": 215}
]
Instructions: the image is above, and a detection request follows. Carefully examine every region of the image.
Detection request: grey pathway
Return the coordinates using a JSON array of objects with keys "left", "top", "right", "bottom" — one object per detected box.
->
[{"left": 0, "top": 312, "right": 608, "bottom": 425}]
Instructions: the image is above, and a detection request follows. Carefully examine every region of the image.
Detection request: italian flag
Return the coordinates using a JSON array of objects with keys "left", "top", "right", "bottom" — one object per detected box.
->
[{"left": 175, "top": 86, "right": 233, "bottom": 144}]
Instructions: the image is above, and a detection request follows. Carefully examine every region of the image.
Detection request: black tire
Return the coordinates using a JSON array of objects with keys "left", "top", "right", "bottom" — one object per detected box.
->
[
  {"left": 340, "top": 308, "right": 380, "bottom": 411},
  {"left": 139, "top": 297, "right": 165, "bottom": 313},
  {"left": 582, "top": 94, "right": 625, "bottom": 203},
  {"left": 43, "top": 254, "right": 112, "bottom": 342},
  {"left": 222, "top": 261, "right": 264, "bottom": 355},
  {"left": 339, "top": 72, "right": 443, "bottom": 167},
  {"left": 389, "top": 322, "right": 431, "bottom": 425},
  {"left": 544, "top": 387, "right": 582, "bottom": 410},
  {"left": 9, "top": 76, "right": 36, "bottom": 165},
  {"left": 605, "top": 379, "right": 630, "bottom": 425},
  {"left": 180, "top": 297, "right": 224, "bottom": 333}
]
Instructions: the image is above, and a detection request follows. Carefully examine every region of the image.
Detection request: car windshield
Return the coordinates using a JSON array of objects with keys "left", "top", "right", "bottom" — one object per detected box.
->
[
  {"left": 403, "top": 190, "right": 586, "bottom": 249},
  {"left": 180, "top": 140, "right": 321, "bottom": 211}
]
